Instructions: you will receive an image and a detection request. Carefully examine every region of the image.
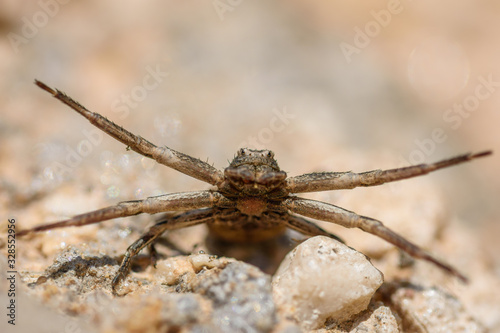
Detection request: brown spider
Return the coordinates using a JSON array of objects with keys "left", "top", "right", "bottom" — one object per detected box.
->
[{"left": 20, "top": 80, "right": 492, "bottom": 294}]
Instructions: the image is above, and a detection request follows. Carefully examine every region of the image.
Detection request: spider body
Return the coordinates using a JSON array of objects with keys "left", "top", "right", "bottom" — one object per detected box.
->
[
  {"left": 204, "top": 148, "right": 292, "bottom": 243},
  {"left": 19, "top": 80, "right": 492, "bottom": 294},
  {"left": 191, "top": 149, "right": 290, "bottom": 243}
]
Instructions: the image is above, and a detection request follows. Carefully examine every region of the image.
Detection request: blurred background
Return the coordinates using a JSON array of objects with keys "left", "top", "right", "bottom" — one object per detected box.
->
[{"left": 0, "top": 0, "right": 498, "bottom": 329}]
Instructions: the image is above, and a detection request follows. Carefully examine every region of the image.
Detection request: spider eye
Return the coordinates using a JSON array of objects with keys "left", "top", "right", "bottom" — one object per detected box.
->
[
  {"left": 267, "top": 151, "right": 274, "bottom": 158},
  {"left": 239, "top": 148, "right": 246, "bottom": 156}
]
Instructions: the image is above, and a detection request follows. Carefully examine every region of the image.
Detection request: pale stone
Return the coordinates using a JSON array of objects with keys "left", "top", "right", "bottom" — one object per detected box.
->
[
  {"left": 390, "top": 285, "right": 485, "bottom": 333},
  {"left": 319, "top": 302, "right": 400, "bottom": 333},
  {"left": 188, "top": 252, "right": 223, "bottom": 271},
  {"left": 348, "top": 303, "right": 399, "bottom": 333},
  {"left": 154, "top": 256, "right": 195, "bottom": 285},
  {"left": 272, "top": 236, "right": 384, "bottom": 329}
]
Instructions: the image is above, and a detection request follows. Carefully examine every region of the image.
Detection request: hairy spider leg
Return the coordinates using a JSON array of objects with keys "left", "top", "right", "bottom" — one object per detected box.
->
[
  {"left": 112, "top": 208, "right": 216, "bottom": 294},
  {"left": 35, "top": 80, "right": 224, "bottom": 185},
  {"left": 284, "top": 197, "right": 468, "bottom": 282},
  {"left": 286, "top": 151, "right": 492, "bottom": 193},
  {"left": 18, "top": 191, "right": 224, "bottom": 236}
]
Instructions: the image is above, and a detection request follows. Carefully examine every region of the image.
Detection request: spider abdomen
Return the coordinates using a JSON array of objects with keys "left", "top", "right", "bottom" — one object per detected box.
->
[{"left": 207, "top": 209, "right": 287, "bottom": 243}]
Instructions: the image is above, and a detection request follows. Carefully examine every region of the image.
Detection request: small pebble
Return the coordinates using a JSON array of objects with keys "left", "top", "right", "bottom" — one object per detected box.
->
[
  {"left": 272, "top": 236, "right": 384, "bottom": 329},
  {"left": 189, "top": 253, "right": 223, "bottom": 271}
]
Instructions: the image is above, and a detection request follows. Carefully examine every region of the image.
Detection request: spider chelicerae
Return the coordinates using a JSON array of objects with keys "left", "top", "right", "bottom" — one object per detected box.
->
[{"left": 20, "top": 80, "right": 492, "bottom": 294}]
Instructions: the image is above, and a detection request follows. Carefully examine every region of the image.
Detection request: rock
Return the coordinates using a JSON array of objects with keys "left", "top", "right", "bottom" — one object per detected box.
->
[
  {"left": 24, "top": 250, "right": 277, "bottom": 332},
  {"left": 347, "top": 303, "right": 399, "bottom": 333},
  {"left": 272, "top": 236, "right": 384, "bottom": 330},
  {"left": 321, "top": 301, "right": 400, "bottom": 333},
  {"left": 154, "top": 255, "right": 197, "bottom": 285},
  {"left": 192, "top": 261, "right": 278, "bottom": 333},
  {"left": 386, "top": 283, "right": 485, "bottom": 333},
  {"left": 36, "top": 246, "right": 121, "bottom": 294},
  {"left": 189, "top": 252, "right": 224, "bottom": 271},
  {"left": 102, "top": 292, "right": 211, "bottom": 332}
]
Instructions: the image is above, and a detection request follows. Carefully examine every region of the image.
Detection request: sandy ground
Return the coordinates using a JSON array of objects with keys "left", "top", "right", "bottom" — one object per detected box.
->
[{"left": 0, "top": 1, "right": 499, "bottom": 332}]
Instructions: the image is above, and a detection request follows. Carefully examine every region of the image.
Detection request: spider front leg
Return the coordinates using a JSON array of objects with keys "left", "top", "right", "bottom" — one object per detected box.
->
[
  {"left": 286, "top": 150, "right": 492, "bottom": 193},
  {"left": 112, "top": 208, "right": 215, "bottom": 294},
  {"left": 283, "top": 197, "right": 468, "bottom": 282},
  {"left": 18, "top": 191, "right": 225, "bottom": 236},
  {"left": 35, "top": 80, "right": 224, "bottom": 185}
]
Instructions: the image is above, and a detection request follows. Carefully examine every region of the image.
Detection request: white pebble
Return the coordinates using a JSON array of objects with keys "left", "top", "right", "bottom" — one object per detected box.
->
[
  {"left": 189, "top": 253, "right": 222, "bottom": 271},
  {"left": 272, "top": 236, "right": 383, "bottom": 329}
]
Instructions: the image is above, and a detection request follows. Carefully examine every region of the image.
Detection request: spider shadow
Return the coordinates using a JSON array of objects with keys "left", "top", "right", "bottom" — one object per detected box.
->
[
  {"left": 203, "top": 231, "right": 303, "bottom": 274},
  {"left": 29, "top": 254, "right": 118, "bottom": 288}
]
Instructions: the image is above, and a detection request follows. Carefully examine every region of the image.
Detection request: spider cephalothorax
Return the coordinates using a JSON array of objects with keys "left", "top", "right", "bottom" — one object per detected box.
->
[
  {"left": 221, "top": 148, "right": 287, "bottom": 197},
  {"left": 19, "top": 80, "right": 492, "bottom": 294}
]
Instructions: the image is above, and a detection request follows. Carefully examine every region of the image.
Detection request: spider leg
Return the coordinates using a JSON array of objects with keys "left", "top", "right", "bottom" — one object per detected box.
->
[
  {"left": 18, "top": 191, "right": 225, "bottom": 236},
  {"left": 286, "top": 151, "right": 492, "bottom": 193},
  {"left": 147, "top": 244, "right": 159, "bottom": 268},
  {"left": 34, "top": 80, "right": 224, "bottom": 185},
  {"left": 283, "top": 197, "right": 468, "bottom": 282},
  {"left": 112, "top": 208, "right": 215, "bottom": 293},
  {"left": 285, "top": 214, "right": 344, "bottom": 243}
]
